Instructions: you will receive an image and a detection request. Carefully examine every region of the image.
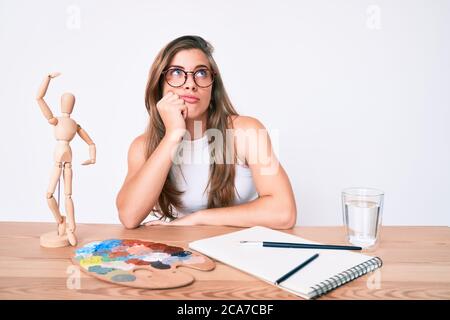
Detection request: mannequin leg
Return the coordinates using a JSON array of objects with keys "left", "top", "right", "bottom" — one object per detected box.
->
[
  {"left": 63, "top": 162, "right": 77, "bottom": 246},
  {"left": 46, "top": 162, "right": 65, "bottom": 235}
]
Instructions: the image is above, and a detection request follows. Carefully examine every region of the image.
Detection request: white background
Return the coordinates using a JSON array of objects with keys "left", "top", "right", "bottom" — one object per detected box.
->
[{"left": 1, "top": 0, "right": 449, "bottom": 226}]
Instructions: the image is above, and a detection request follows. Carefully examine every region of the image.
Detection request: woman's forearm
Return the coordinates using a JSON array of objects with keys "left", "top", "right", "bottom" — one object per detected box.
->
[
  {"left": 196, "top": 195, "right": 297, "bottom": 230},
  {"left": 117, "top": 136, "right": 180, "bottom": 228}
]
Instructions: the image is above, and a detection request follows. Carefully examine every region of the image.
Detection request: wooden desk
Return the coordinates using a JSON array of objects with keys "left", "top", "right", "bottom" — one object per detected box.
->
[{"left": 0, "top": 222, "right": 448, "bottom": 299}]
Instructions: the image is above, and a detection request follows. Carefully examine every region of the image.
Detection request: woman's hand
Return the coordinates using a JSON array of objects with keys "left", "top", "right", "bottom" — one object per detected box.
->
[
  {"left": 156, "top": 91, "right": 188, "bottom": 141},
  {"left": 144, "top": 211, "right": 201, "bottom": 227}
]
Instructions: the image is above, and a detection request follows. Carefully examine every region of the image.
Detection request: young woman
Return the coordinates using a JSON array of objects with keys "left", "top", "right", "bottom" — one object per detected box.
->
[{"left": 116, "top": 35, "right": 297, "bottom": 229}]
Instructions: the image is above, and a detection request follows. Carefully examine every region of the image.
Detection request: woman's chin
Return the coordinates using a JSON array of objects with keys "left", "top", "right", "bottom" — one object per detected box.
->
[{"left": 185, "top": 105, "right": 208, "bottom": 120}]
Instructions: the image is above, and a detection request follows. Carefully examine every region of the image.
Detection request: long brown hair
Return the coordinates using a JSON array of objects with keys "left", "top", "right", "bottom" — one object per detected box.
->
[{"left": 144, "top": 35, "right": 239, "bottom": 220}]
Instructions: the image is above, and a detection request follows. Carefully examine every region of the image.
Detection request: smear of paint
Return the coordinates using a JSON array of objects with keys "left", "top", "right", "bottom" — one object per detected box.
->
[
  {"left": 88, "top": 265, "right": 115, "bottom": 275},
  {"left": 111, "top": 256, "right": 129, "bottom": 261},
  {"left": 109, "top": 251, "right": 129, "bottom": 258},
  {"left": 101, "top": 261, "right": 135, "bottom": 271},
  {"left": 94, "top": 239, "right": 122, "bottom": 251},
  {"left": 93, "top": 251, "right": 108, "bottom": 257},
  {"left": 141, "top": 252, "right": 171, "bottom": 262},
  {"left": 86, "top": 241, "right": 101, "bottom": 247},
  {"left": 126, "top": 258, "right": 151, "bottom": 266},
  {"left": 122, "top": 239, "right": 155, "bottom": 247},
  {"left": 111, "top": 274, "right": 136, "bottom": 282},
  {"left": 111, "top": 245, "right": 129, "bottom": 253},
  {"left": 126, "top": 244, "right": 143, "bottom": 254},
  {"left": 80, "top": 256, "right": 103, "bottom": 268},
  {"left": 162, "top": 256, "right": 181, "bottom": 265},
  {"left": 164, "top": 246, "right": 185, "bottom": 255},
  {"left": 147, "top": 243, "right": 167, "bottom": 251},
  {"left": 150, "top": 261, "right": 171, "bottom": 270},
  {"left": 176, "top": 254, "right": 194, "bottom": 262},
  {"left": 171, "top": 250, "right": 192, "bottom": 257},
  {"left": 75, "top": 247, "right": 95, "bottom": 255},
  {"left": 127, "top": 245, "right": 153, "bottom": 256}
]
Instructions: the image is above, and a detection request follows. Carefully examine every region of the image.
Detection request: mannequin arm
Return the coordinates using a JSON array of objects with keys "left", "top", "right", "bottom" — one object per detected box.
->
[
  {"left": 77, "top": 125, "right": 96, "bottom": 165},
  {"left": 36, "top": 73, "right": 61, "bottom": 125}
]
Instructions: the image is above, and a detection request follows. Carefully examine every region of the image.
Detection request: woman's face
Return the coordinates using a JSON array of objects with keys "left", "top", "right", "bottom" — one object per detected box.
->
[{"left": 162, "top": 49, "right": 213, "bottom": 120}]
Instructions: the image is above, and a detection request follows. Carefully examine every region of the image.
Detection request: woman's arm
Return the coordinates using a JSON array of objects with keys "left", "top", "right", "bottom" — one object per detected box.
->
[
  {"left": 116, "top": 134, "right": 181, "bottom": 229},
  {"left": 117, "top": 92, "right": 188, "bottom": 229},
  {"left": 198, "top": 116, "right": 297, "bottom": 229},
  {"left": 196, "top": 178, "right": 296, "bottom": 230},
  {"left": 146, "top": 116, "right": 297, "bottom": 230}
]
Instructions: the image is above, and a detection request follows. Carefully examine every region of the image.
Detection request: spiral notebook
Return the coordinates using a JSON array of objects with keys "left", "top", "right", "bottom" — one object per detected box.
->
[{"left": 189, "top": 226, "right": 382, "bottom": 299}]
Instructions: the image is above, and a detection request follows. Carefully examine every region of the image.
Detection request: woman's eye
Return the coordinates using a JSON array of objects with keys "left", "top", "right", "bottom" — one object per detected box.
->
[
  {"left": 170, "top": 69, "right": 183, "bottom": 77},
  {"left": 196, "top": 69, "right": 208, "bottom": 78}
]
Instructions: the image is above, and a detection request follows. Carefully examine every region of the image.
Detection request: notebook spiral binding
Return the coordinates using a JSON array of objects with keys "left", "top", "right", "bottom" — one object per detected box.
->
[{"left": 310, "top": 256, "right": 383, "bottom": 299}]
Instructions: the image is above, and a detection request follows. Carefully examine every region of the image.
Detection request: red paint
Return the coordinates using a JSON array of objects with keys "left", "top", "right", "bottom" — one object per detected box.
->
[
  {"left": 164, "top": 246, "right": 184, "bottom": 254},
  {"left": 126, "top": 258, "right": 151, "bottom": 265},
  {"left": 147, "top": 243, "right": 167, "bottom": 251},
  {"left": 109, "top": 251, "right": 128, "bottom": 258}
]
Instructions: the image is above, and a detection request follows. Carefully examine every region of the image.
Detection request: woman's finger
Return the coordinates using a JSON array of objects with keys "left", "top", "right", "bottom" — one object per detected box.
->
[
  {"left": 176, "top": 104, "right": 187, "bottom": 119},
  {"left": 159, "top": 92, "right": 174, "bottom": 103},
  {"left": 172, "top": 98, "right": 185, "bottom": 105},
  {"left": 181, "top": 105, "right": 188, "bottom": 119},
  {"left": 166, "top": 93, "right": 179, "bottom": 102}
]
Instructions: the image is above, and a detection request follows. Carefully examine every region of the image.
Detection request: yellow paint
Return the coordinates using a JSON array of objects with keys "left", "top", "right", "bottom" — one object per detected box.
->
[{"left": 80, "top": 256, "right": 102, "bottom": 268}]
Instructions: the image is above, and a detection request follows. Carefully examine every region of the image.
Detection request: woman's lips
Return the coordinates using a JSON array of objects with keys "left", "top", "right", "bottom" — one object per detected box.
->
[{"left": 181, "top": 95, "right": 200, "bottom": 104}]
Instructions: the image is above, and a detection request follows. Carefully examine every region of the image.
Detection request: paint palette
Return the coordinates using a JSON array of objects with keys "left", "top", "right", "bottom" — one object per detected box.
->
[{"left": 72, "top": 239, "right": 215, "bottom": 289}]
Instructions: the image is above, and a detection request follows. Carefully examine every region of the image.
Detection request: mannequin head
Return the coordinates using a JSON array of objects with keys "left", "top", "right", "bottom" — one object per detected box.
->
[{"left": 61, "top": 92, "right": 75, "bottom": 114}]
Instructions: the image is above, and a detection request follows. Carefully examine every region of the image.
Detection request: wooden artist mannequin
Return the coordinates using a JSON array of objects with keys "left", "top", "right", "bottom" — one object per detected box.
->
[{"left": 36, "top": 72, "right": 96, "bottom": 248}]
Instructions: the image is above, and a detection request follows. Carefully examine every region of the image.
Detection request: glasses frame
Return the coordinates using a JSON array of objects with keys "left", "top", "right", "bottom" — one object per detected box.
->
[{"left": 162, "top": 67, "right": 216, "bottom": 88}]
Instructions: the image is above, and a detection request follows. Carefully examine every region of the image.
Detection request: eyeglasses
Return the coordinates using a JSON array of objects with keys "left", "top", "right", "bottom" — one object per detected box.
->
[{"left": 162, "top": 67, "right": 215, "bottom": 88}]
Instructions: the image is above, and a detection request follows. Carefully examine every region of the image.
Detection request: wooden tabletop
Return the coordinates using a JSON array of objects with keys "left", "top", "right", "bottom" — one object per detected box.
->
[{"left": 0, "top": 222, "right": 449, "bottom": 300}]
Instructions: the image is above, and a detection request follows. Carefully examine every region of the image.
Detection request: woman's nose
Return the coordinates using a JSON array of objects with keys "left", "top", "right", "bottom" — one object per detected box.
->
[{"left": 184, "top": 73, "right": 197, "bottom": 90}]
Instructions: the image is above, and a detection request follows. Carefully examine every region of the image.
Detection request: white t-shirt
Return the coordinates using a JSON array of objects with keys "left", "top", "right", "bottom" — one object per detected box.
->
[{"left": 146, "top": 133, "right": 259, "bottom": 222}]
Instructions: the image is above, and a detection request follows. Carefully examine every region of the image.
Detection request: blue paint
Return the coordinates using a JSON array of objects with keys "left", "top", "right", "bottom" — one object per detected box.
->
[
  {"left": 94, "top": 239, "right": 122, "bottom": 252},
  {"left": 75, "top": 247, "right": 95, "bottom": 255},
  {"left": 92, "top": 251, "right": 108, "bottom": 257},
  {"left": 88, "top": 265, "right": 115, "bottom": 275},
  {"left": 171, "top": 250, "right": 192, "bottom": 257},
  {"left": 111, "top": 274, "right": 136, "bottom": 282},
  {"left": 177, "top": 254, "right": 193, "bottom": 262}
]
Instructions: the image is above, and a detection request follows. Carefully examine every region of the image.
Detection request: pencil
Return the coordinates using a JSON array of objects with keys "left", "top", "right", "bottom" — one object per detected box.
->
[
  {"left": 275, "top": 253, "right": 320, "bottom": 285},
  {"left": 240, "top": 241, "right": 362, "bottom": 251}
]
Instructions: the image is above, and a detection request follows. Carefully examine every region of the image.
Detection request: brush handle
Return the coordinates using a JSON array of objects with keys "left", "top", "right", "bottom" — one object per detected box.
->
[{"left": 263, "top": 242, "right": 362, "bottom": 250}]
